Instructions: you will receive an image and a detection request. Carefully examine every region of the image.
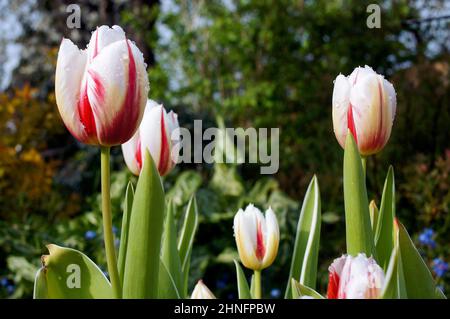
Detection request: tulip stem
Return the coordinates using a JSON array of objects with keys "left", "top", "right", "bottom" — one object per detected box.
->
[
  {"left": 101, "top": 146, "right": 121, "bottom": 299},
  {"left": 361, "top": 156, "right": 367, "bottom": 180},
  {"left": 254, "top": 270, "right": 262, "bottom": 299}
]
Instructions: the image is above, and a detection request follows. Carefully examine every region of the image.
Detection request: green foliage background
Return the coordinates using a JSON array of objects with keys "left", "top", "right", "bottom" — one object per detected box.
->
[{"left": 0, "top": 0, "right": 449, "bottom": 298}]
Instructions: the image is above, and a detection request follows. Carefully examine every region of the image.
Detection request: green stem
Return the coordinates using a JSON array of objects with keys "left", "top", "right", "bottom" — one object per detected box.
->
[
  {"left": 254, "top": 270, "right": 262, "bottom": 299},
  {"left": 361, "top": 156, "right": 367, "bottom": 180},
  {"left": 101, "top": 146, "right": 121, "bottom": 298}
]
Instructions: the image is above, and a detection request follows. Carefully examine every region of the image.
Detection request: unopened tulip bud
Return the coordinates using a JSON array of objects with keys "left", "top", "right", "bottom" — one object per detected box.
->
[
  {"left": 327, "top": 253, "right": 385, "bottom": 299},
  {"left": 55, "top": 25, "right": 149, "bottom": 146},
  {"left": 332, "top": 65, "right": 396, "bottom": 156},
  {"left": 233, "top": 204, "right": 279, "bottom": 271},
  {"left": 191, "top": 280, "right": 216, "bottom": 299},
  {"left": 122, "top": 99, "right": 180, "bottom": 176}
]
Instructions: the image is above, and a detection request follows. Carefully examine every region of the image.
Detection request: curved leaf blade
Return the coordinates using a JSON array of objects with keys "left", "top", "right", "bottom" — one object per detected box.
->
[
  {"left": 33, "top": 244, "right": 112, "bottom": 299},
  {"left": 343, "top": 132, "right": 374, "bottom": 256},
  {"left": 375, "top": 166, "right": 395, "bottom": 270},
  {"left": 290, "top": 278, "right": 324, "bottom": 299},
  {"left": 159, "top": 200, "right": 183, "bottom": 298},
  {"left": 233, "top": 260, "right": 252, "bottom": 299},
  {"left": 122, "top": 151, "right": 165, "bottom": 298},
  {"left": 397, "top": 221, "right": 441, "bottom": 299},
  {"left": 118, "top": 181, "right": 134, "bottom": 285},
  {"left": 284, "top": 175, "right": 321, "bottom": 298}
]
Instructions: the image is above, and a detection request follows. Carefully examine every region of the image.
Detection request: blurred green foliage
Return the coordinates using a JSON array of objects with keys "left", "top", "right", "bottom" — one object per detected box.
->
[{"left": 0, "top": 0, "right": 449, "bottom": 298}]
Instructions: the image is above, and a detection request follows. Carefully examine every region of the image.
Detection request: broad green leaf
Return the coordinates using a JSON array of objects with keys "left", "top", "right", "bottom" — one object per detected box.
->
[
  {"left": 159, "top": 200, "right": 183, "bottom": 298},
  {"left": 233, "top": 260, "right": 251, "bottom": 299},
  {"left": 122, "top": 151, "right": 165, "bottom": 298},
  {"left": 178, "top": 195, "right": 199, "bottom": 297},
  {"left": 381, "top": 230, "right": 407, "bottom": 299},
  {"left": 33, "top": 244, "right": 112, "bottom": 299},
  {"left": 369, "top": 200, "right": 378, "bottom": 232},
  {"left": 118, "top": 181, "right": 134, "bottom": 285},
  {"left": 159, "top": 259, "right": 181, "bottom": 299},
  {"left": 33, "top": 268, "right": 48, "bottom": 299},
  {"left": 375, "top": 166, "right": 395, "bottom": 270},
  {"left": 284, "top": 175, "right": 321, "bottom": 298},
  {"left": 397, "top": 221, "right": 442, "bottom": 299},
  {"left": 290, "top": 278, "right": 324, "bottom": 299},
  {"left": 343, "top": 132, "right": 374, "bottom": 256}
]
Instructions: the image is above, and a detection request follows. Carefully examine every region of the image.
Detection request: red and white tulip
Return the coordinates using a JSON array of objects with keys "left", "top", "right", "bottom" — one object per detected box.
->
[
  {"left": 191, "top": 280, "right": 216, "bottom": 299},
  {"left": 327, "top": 253, "right": 385, "bottom": 299},
  {"left": 332, "top": 65, "right": 396, "bottom": 156},
  {"left": 233, "top": 204, "right": 279, "bottom": 271},
  {"left": 55, "top": 25, "right": 149, "bottom": 146},
  {"left": 121, "top": 99, "right": 179, "bottom": 176}
]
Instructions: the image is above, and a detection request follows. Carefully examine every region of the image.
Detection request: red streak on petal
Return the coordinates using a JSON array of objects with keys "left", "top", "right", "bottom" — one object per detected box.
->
[
  {"left": 77, "top": 81, "right": 97, "bottom": 142},
  {"left": 347, "top": 104, "right": 358, "bottom": 145},
  {"left": 98, "top": 39, "right": 141, "bottom": 145},
  {"left": 327, "top": 271, "right": 340, "bottom": 299},
  {"left": 158, "top": 111, "right": 171, "bottom": 176},
  {"left": 135, "top": 137, "right": 142, "bottom": 171},
  {"left": 255, "top": 220, "right": 266, "bottom": 261}
]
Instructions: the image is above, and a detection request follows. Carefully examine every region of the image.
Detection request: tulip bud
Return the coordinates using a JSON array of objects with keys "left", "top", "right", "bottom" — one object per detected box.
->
[
  {"left": 55, "top": 25, "right": 149, "bottom": 146},
  {"left": 233, "top": 204, "right": 279, "bottom": 271},
  {"left": 122, "top": 99, "right": 179, "bottom": 176},
  {"left": 191, "top": 280, "right": 216, "bottom": 299},
  {"left": 327, "top": 253, "right": 385, "bottom": 299},
  {"left": 332, "top": 65, "right": 396, "bottom": 156}
]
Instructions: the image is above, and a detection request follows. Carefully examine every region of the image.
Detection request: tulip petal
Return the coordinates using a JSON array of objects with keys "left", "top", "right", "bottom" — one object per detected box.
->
[
  {"left": 261, "top": 207, "right": 279, "bottom": 269},
  {"left": 234, "top": 208, "right": 260, "bottom": 270},
  {"left": 87, "top": 25, "right": 125, "bottom": 61},
  {"left": 87, "top": 39, "right": 148, "bottom": 145},
  {"left": 332, "top": 74, "right": 351, "bottom": 149},
  {"left": 121, "top": 131, "right": 141, "bottom": 176},
  {"left": 55, "top": 39, "right": 93, "bottom": 143}
]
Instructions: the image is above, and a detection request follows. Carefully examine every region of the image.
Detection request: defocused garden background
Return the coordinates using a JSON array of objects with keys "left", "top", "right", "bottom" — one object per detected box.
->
[{"left": 0, "top": 0, "right": 449, "bottom": 298}]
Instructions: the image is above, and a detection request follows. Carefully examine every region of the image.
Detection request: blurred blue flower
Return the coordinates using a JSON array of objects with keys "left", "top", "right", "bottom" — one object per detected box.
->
[
  {"left": 270, "top": 288, "right": 281, "bottom": 298},
  {"left": 432, "top": 258, "right": 449, "bottom": 278},
  {"left": 113, "top": 226, "right": 118, "bottom": 235},
  {"left": 216, "top": 279, "right": 227, "bottom": 290},
  {"left": 6, "top": 284, "right": 15, "bottom": 295},
  {"left": 0, "top": 278, "right": 8, "bottom": 287},
  {"left": 85, "top": 230, "right": 97, "bottom": 240},
  {"left": 418, "top": 228, "right": 436, "bottom": 248},
  {"left": 115, "top": 238, "right": 120, "bottom": 247}
]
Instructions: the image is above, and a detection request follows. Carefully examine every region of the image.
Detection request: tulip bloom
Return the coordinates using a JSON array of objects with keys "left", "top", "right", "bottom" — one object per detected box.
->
[
  {"left": 327, "top": 253, "right": 385, "bottom": 299},
  {"left": 122, "top": 99, "right": 179, "bottom": 176},
  {"left": 191, "top": 280, "right": 216, "bottom": 299},
  {"left": 55, "top": 25, "right": 149, "bottom": 146},
  {"left": 233, "top": 204, "right": 279, "bottom": 271},
  {"left": 332, "top": 65, "right": 396, "bottom": 156}
]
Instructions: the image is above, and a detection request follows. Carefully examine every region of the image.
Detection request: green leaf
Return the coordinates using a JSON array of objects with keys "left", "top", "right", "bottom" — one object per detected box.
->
[
  {"left": 397, "top": 221, "right": 442, "bottom": 299},
  {"left": 33, "top": 244, "right": 112, "bottom": 299},
  {"left": 118, "top": 181, "right": 134, "bottom": 285},
  {"left": 284, "top": 175, "right": 321, "bottom": 298},
  {"left": 178, "top": 195, "right": 199, "bottom": 297},
  {"left": 159, "top": 259, "right": 182, "bottom": 299},
  {"left": 233, "top": 260, "right": 252, "bottom": 299},
  {"left": 290, "top": 278, "right": 324, "bottom": 299},
  {"left": 381, "top": 232, "right": 407, "bottom": 299},
  {"left": 375, "top": 166, "right": 395, "bottom": 270},
  {"left": 159, "top": 200, "right": 183, "bottom": 298},
  {"left": 33, "top": 268, "right": 48, "bottom": 299},
  {"left": 122, "top": 151, "right": 165, "bottom": 298},
  {"left": 343, "top": 132, "right": 374, "bottom": 256}
]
